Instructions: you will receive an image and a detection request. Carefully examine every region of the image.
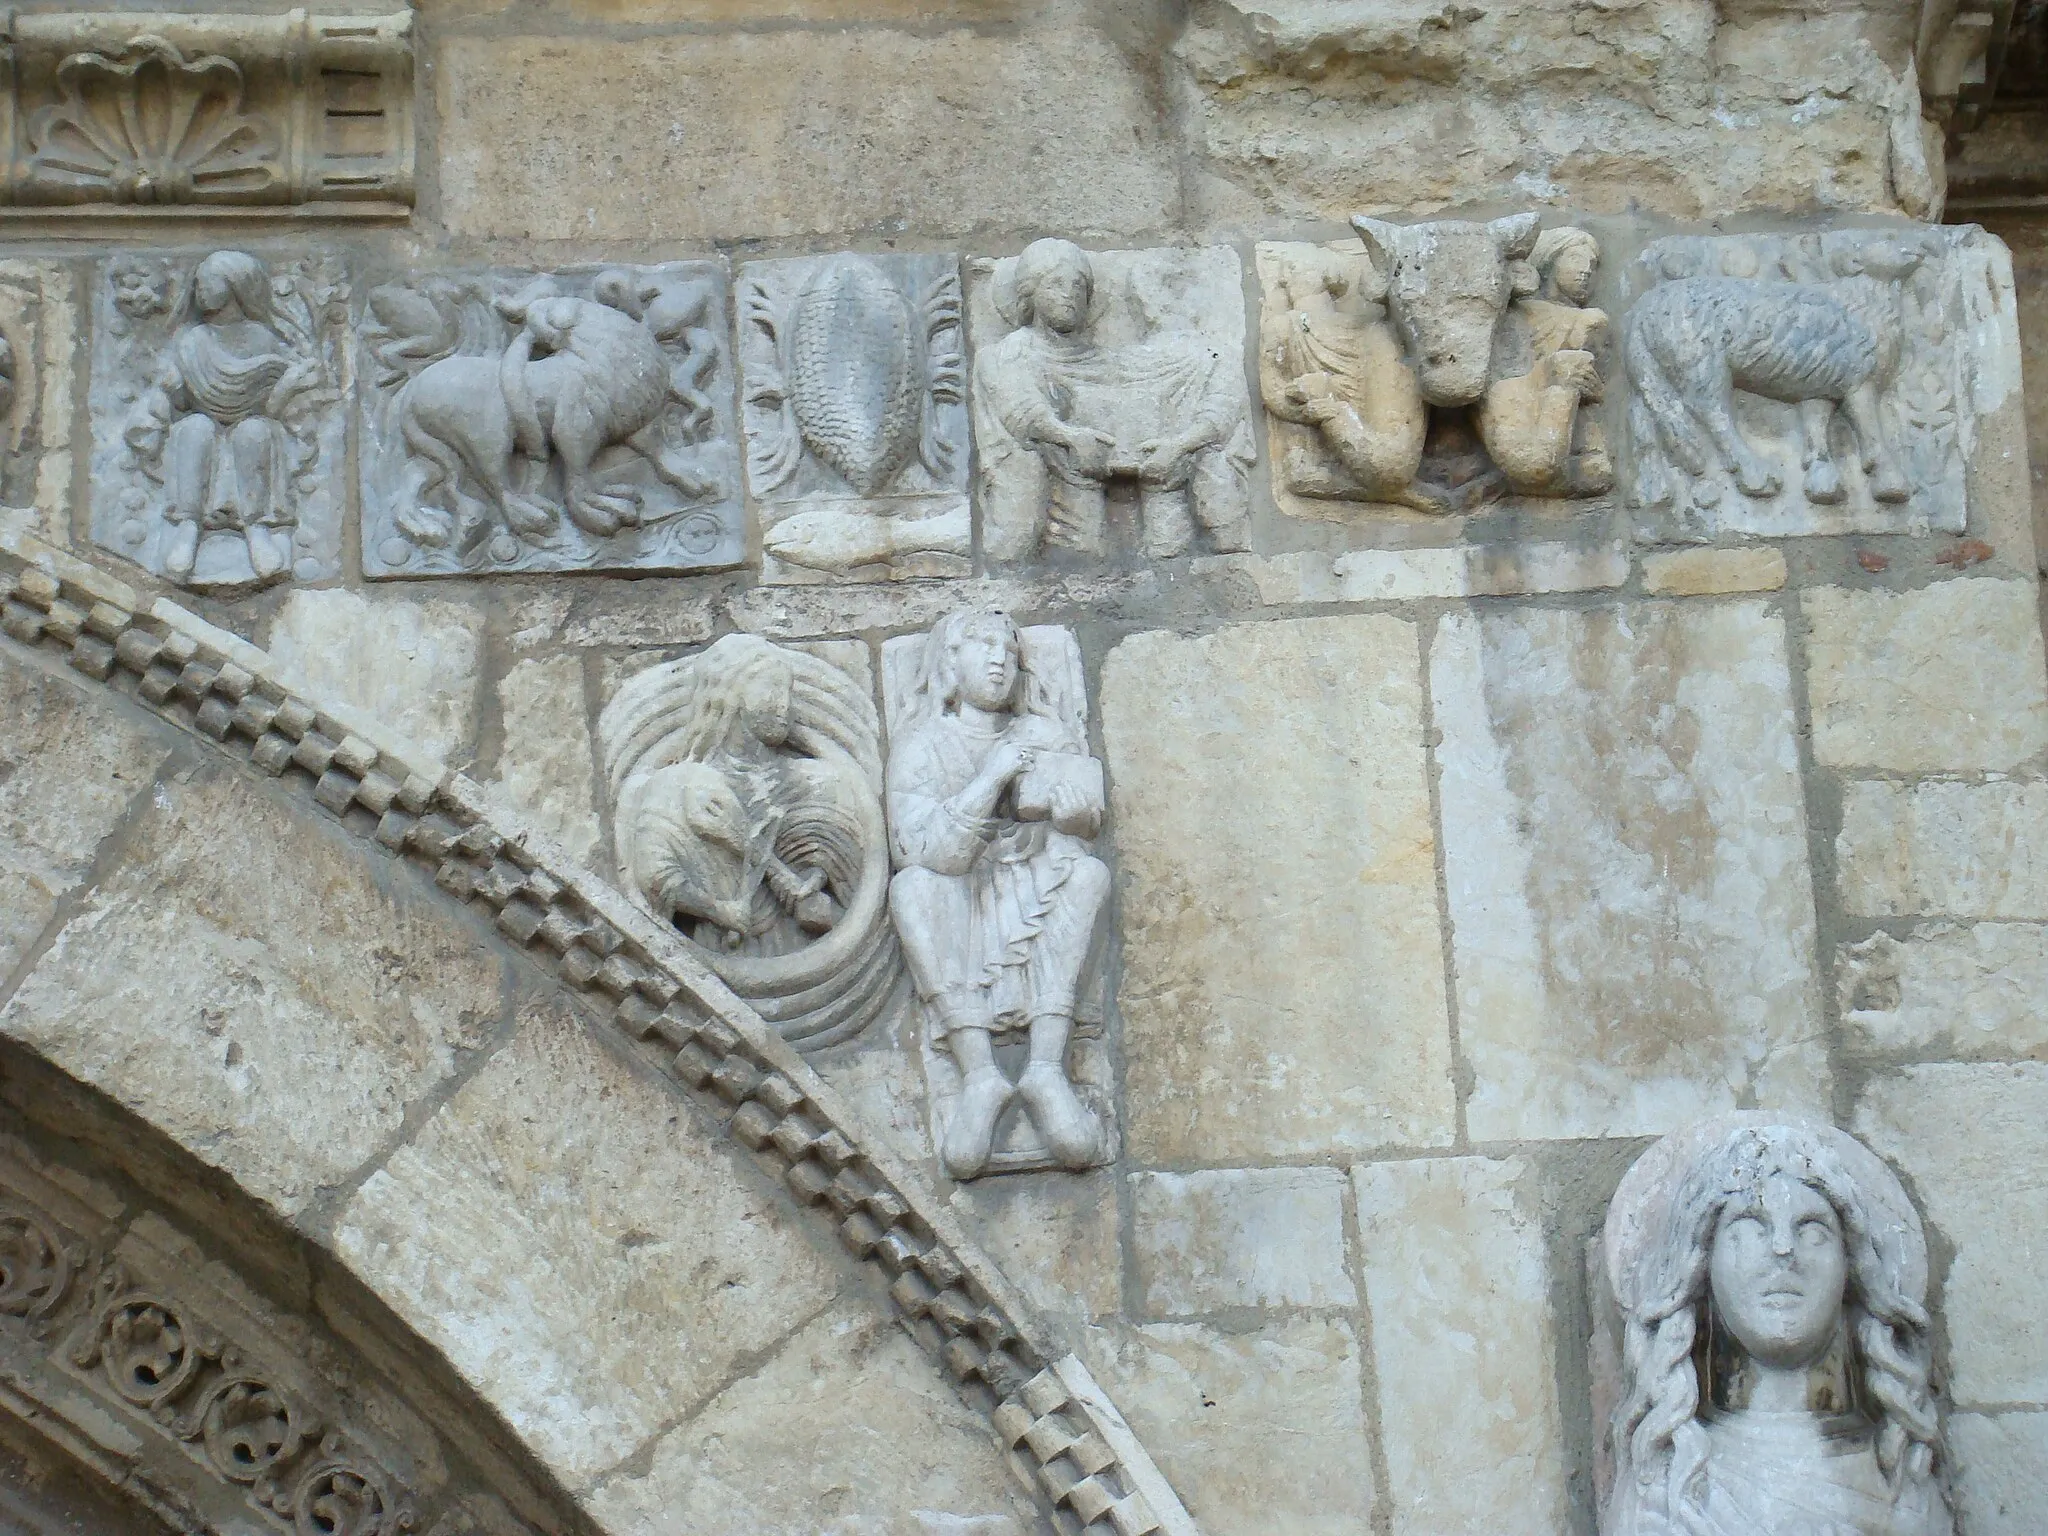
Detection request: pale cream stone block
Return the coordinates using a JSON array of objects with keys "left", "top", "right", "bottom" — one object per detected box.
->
[
  {"left": 1081, "top": 1317, "right": 1378, "bottom": 1536},
  {"left": 1838, "top": 923, "right": 2048, "bottom": 1059},
  {"left": 1353, "top": 1156, "right": 1567, "bottom": 1536},
  {"left": 956, "top": 1166, "right": 1123, "bottom": 1321},
  {"left": 1101, "top": 615, "right": 1455, "bottom": 1164},
  {"left": 1639, "top": 546, "right": 1788, "bottom": 596},
  {"left": 491, "top": 655, "right": 600, "bottom": 870},
  {"left": 1192, "top": 539, "right": 1627, "bottom": 604},
  {"left": 1130, "top": 1167, "right": 1355, "bottom": 1315},
  {"left": 267, "top": 589, "right": 484, "bottom": 765},
  {"left": 586, "top": 1304, "right": 1039, "bottom": 1535},
  {"left": 1950, "top": 1411, "right": 2048, "bottom": 1536},
  {"left": 1432, "top": 601, "right": 1828, "bottom": 1140},
  {"left": 1854, "top": 1063, "right": 2048, "bottom": 1404},
  {"left": 334, "top": 993, "right": 837, "bottom": 1487},
  {"left": 1837, "top": 779, "right": 2048, "bottom": 918},
  {"left": 436, "top": 29, "right": 1176, "bottom": 243},
  {"left": 0, "top": 768, "right": 501, "bottom": 1218},
  {"left": 1803, "top": 580, "right": 2048, "bottom": 773},
  {"left": 0, "top": 649, "right": 168, "bottom": 977}
]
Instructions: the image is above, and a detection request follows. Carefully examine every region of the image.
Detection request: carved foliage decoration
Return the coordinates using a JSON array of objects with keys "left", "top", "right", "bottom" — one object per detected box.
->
[
  {"left": 738, "top": 253, "right": 970, "bottom": 583},
  {"left": 358, "top": 262, "right": 742, "bottom": 578},
  {"left": 599, "top": 634, "right": 902, "bottom": 1051},
  {"left": 88, "top": 249, "right": 348, "bottom": 592}
]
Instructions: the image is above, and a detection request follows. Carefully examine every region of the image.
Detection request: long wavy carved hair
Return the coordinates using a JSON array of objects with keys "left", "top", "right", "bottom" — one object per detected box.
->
[
  {"left": 1607, "top": 1125, "right": 1944, "bottom": 1535},
  {"left": 900, "top": 611, "right": 1072, "bottom": 747}
]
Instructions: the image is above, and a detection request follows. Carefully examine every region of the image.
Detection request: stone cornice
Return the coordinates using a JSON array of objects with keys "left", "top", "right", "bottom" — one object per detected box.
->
[{"left": 0, "top": 527, "right": 1201, "bottom": 1536}]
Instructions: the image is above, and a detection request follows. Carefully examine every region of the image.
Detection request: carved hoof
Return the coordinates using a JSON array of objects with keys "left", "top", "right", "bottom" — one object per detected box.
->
[
  {"left": 1016, "top": 1062, "right": 1103, "bottom": 1170},
  {"left": 501, "top": 493, "right": 559, "bottom": 540},
  {"left": 1735, "top": 461, "right": 1781, "bottom": 500},
  {"left": 943, "top": 1069, "right": 1014, "bottom": 1181},
  {"left": 1804, "top": 458, "right": 1845, "bottom": 505},
  {"left": 1870, "top": 466, "right": 1911, "bottom": 504}
]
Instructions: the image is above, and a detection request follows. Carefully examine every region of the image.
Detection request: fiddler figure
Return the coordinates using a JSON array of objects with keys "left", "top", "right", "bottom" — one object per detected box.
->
[{"left": 886, "top": 610, "right": 1111, "bottom": 1180}]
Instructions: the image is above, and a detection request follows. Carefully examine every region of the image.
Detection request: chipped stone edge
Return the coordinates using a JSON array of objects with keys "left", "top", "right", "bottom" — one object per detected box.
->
[{"left": 0, "top": 528, "right": 1200, "bottom": 1536}]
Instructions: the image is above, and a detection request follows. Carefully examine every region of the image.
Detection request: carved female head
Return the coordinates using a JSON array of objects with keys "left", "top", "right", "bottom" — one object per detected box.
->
[
  {"left": 1531, "top": 226, "right": 1600, "bottom": 306},
  {"left": 1603, "top": 1118, "right": 1946, "bottom": 1536},
  {"left": 190, "top": 250, "right": 276, "bottom": 327},
  {"left": 1012, "top": 239, "right": 1094, "bottom": 335}
]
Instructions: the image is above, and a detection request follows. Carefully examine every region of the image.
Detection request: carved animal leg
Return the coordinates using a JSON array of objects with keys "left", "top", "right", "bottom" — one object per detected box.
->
[
  {"left": 1684, "top": 363, "right": 1779, "bottom": 499},
  {"left": 1624, "top": 327, "right": 1727, "bottom": 492},
  {"left": 1844, "top": 382, "right": 1911, "bottom": 503},
  {"left": 1798, "top": 398, "right": 1845, "bottom": 505},
  {"left": 624, "top": 421, "right": 718, "bottom": 504}
]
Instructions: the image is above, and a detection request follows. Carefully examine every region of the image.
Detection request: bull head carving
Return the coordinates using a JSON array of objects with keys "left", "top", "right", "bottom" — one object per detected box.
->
[{"left": 1351, "top": 211, "right": 1542, "bottom": 407}]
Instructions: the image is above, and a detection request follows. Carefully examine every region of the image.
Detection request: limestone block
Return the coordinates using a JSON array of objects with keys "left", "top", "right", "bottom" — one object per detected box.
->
[
  {"left": 1802, "top": 580, "right": 2048, "bottom": 773},
  {"left": 1837, "top": 780, "right": 2048, "bottom": 918},
  {"left": 1626, "top": 228, "right": 1999, "bottom": 541},
  {"left": 1854, "top": 1063, "right": 2048, "bottom": 1404},
  {"left": 955, "top": 1166, "right": 1123, "bottom": 1321},
  {"left": 587, "top": 1304, "right": 1041, "bottom": 1536},
  {"left": 1101, "top": 615, "right": 1456, "bottom": 1164},
  {"left": 1082, "top": 1318, "right": 1378, "bottom": 1536},
  {"left": 1432, "top": 601, "right": 1827, "bottom": 1141},
  {"left": 491, "top": 655, "right": 600, "bottom": 870},
  {"left": 88, "top": 251, "right": 348, "bottom": 592},
  {"left": 0, "top": 261, "right": 76, "bottom": 534},
  {"left": 1194, "top": 539, "right": 1627, "bottom": 603},
  {"left": 0, "top": 650, "right": 168, "bottom": 979},
  {"left": 0, "top": 767, "right": 502, "bottom": 1218},
  {"left": 729, "top": 567, "right": 1159, "bottom": 644},
  {"left": 1639, "top": 546, "right": 1788, "bottom": 596},
  {"left": 266, "top": 588, "right": 484, "bottom": 765},
  {"left": 738, "top": 253, "right": 969, "bottom": 583},
  {"left": 1838, "top": 924, "right": 2048, "bottom": 1059},
  {"left": 1950, "top": 1411, "right": 2048, "bottom": 1536},
  {"left": 357, "top": 263, "right": 743, "bottom": 579},
  {"left": 968, "top": 243, "right": 1253, "bottom": 561},
  {"left": 1354, "top": 1156, "right": 1568, "bottom": 1536},
  {"left": 1130, "top": 1167, "right": 1354, "bottom": 1315},
  {"left": 434, "top": 29, "right": 1176, "bottom": 244},
  {"left": 334, "top": 994, "right": 837, "bottom": 1487}
]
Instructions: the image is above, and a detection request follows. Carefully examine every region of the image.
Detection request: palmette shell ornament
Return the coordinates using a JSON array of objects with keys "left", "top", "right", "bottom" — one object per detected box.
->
[{"left": 788, "top": 259, "right": 921, "bottom": 496}]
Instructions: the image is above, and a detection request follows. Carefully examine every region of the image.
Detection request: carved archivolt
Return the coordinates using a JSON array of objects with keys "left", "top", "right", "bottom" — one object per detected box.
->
[{"left": 0, "top": 12, "right": 414, "bottom": 211}]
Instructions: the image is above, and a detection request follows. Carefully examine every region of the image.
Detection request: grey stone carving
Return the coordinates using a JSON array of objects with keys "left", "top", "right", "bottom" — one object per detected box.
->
[
  {"left": 1603, "top": 1115, "right": 1952, "bottom": 1536},
  {"left": 738, "top": 253, "right": 970, "bottom": 583},
  {"left": 1624, "top": 230, "right": 1970, "bottom": 539},
  {"left": 599, "top": 634, "right": 900, "bottom": 1051},
  {"left": 90, "top": 249, "right": 347, "bottom": 591},
  {"left": 1, "top": 12, "right": 414, "bottom": 209},
  {"left": 969, "top": 241, "right": 1253, "bottom": 561},
  {"left": 882, "top": 612, "right": 1114, "bottom": 1181},
  {"left": 359, "top": 262, "right": 742, "bottom": 578}
]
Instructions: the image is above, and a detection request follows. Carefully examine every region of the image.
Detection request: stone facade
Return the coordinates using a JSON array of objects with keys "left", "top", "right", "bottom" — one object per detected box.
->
[{"left": 0, "top": 1, "right": 2044, "bottom": 1533}]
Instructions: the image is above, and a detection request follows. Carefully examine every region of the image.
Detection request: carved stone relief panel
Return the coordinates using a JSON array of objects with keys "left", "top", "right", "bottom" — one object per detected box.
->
[
  {"left": 1258, "top": 217, "right": 1612, "bottom": 521},
  {"left": 882, "top": 613, "right": 1115, "bottom": 1181},
  {"left": 1600, "top": 1115, "right": 1952, "bottom": 1536},
  {"left": 737, "top": 253, "right": 969, "bottom": 583},
  {"left": 599, "top": 634, "right": 901, "bottom": 1051},
  {"left": 88, "top": 249, "right": 348, "bottom": 592},
  {"left": 0, "top": 11, "right": 414, "bottom": 210},
  {"left": 1623, "top": 229, "right": 1972, "bottom": 539},
  {"left": 359, "top": 262, "right": 742, "bottom": 578},
  {"left": 967, "top": 242, "right": 1253, "bottom": 562}
]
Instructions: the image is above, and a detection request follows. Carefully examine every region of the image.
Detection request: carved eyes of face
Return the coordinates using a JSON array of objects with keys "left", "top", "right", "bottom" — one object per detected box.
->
[
  {"left": 1033, "top": 267, "right": 1088, "bottom": 331},
  {"left": 951, "top": 623, "right": 1019, "bottom": 712},
  {"left": 1553, "top": 249, "right": 1596, "bottom": 302},
  {"left": 195, "top": 267, "right": 234, "bottom": 317},
  {"left": 1708, "top": 1173, "right": 1849, "bottom": 1371}
]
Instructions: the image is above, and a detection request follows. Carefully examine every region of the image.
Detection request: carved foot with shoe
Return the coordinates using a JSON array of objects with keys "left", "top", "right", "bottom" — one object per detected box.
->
[
  {"left": 944, "top": 1068, "right": 1015, "bottom": 1181},
  {"left": 1016, "top": 1061, "right": 1103, "bottom": 1170}
]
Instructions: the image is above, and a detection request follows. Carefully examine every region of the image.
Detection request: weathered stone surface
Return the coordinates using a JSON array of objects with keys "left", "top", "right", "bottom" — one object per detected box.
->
[
  {"left": 0, "top": 260, "right": 76, "bottom": 535},
  {"left": 1101, "top": 615, "right": 1455, "bottom": 1164},
  {"left": 956, "top": 1166, "right": 1123, "bottom": 1321},
  {"left": 0, "top": 650, "right": 168, "bottom": 979},
  {"left": 1083, "top": 1317, "right": 1378, "bottom": 1536},
  {"left": 334, "top": 994, "right": 839, "bottom": 1487},
  {"left": 490, "top": 655, "right": 600, "bottom": 870},
  {"left": 1855, "top": 1063, "right": 2048, "bottom": 1404},
  {"left": 1950, "top": 1411, "right": 2048, "bottom": 1536},
  {"left": 1838, "top": 923, "right": 2048, "bottom": 1059},
  {"left": 1802, "top": 579, "right": 2048, "bottom": 773},
  {"left": 586, "top": 1303, "right": 1039, "bottom": 1535},
  {"left": 436, "top": 26, "right": 1177, "bottom": 243},
  {"left": 1837, "top": 779, "right": 2048, "bottom": 918},
  {"left": 1130, "top": 1167, "right": 1353, "bottom": 1315},
  {"left": 1639, "top": 546, "right": 1787, "bottom": 596},
  {"left": 1354, "top": 1155, "right": 1567, "bottom": 1536},
  {"left": 266, "top": 588, "right": 485, "bottom": 765},
  {"left": 1194, "top": 539, "right": 1628, "bottom": 604},
  {"left": 0, "top": 767, "right": 502, "bottom": 1218},
  {"left": 1432, "top": 601, "right": 1827, "bottom": 1141}
]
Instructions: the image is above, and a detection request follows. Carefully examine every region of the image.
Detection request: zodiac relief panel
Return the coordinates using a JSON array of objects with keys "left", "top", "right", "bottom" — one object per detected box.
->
[
  {"left": 358, "top": 262, "right": 742, "bottom": 578},
  {"left": 738, "top": 253, "right": 970, "bottom": 584},
  {"left": 1623, "top": 230, "right": 1973, "bottom": 540},
  {"left": 1601, "top": 1116, "right": 1951, "bottom": 1536},
  {"left": 967, "top": 242, "right": 1254, "bottom": 562},
  {"left": 1258, "top": 216, "right": 1613, "bottom": 522},
  {"left": 88, "top": 249, "right": 348, "bottom": 593},
  {"left": 881, "top": 614, "right": 1115, "bottom": 1181}
]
